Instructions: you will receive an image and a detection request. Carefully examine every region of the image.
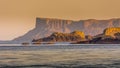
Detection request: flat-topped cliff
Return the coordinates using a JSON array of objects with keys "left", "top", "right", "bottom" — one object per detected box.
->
[{"left": 12, "top": 18, "right": 120, "bottom": 43}]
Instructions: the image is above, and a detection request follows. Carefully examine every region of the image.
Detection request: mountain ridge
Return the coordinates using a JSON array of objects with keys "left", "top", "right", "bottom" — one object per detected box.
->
[{"left": 11, "top": 17, "right": 120, "bottom": 43}]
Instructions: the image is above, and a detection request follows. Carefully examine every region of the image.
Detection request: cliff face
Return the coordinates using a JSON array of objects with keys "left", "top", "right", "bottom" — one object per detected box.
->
[
  {"left": 12, "top": 18, "right": 120, "bottom": 43},
  {"left": 35, "top": 18, "right": 72, "bottom": 38},
  {"left": 32, "top": 31, "right": 85, "bottom": 43}
]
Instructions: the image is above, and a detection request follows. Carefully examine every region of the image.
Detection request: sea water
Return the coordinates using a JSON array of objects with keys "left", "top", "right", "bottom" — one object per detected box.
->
[{"left": 0, "top": 44, "right": 120, "bottom": 68}]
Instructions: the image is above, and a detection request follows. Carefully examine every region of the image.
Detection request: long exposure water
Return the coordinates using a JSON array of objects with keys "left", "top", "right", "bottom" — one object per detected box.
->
[{"left": 0, "top": 44, "right": 120, "bottom": 68}]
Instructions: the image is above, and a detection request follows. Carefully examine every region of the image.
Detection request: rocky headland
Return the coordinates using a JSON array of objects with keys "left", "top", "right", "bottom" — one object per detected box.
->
[
  {"left": 11, "top": 17, "right": 120, "bottom": 43},
  {"left": 74, "top": 27, "right": 120, "bottom": 44},
  {"left": 32, "top": 27, "right": 120, "bottom": 44}
]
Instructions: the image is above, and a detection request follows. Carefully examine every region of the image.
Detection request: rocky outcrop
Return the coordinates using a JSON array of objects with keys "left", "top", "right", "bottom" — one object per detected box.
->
[
  {"left": 104, "top": 27, "right": 120, "bottom": 37},
  {"left": 74, "top": 27, "right": 120, "bottom": 44},
  {"left": 12, "top": 17, "right": 120, "bottom": 43},
  {"left": 32, "top": 31, "right": 85, "bottom": 43},
  {"left": 73, "top": 34, "right": 120, "bottom": 44},
  {"left": 114, "top": 32, "right": 120, "bottom": 39}
]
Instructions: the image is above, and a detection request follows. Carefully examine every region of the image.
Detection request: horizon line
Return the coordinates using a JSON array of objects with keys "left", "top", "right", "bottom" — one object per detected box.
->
[{"left": 36, "top": 17, "right": 120, "bottom": 21}]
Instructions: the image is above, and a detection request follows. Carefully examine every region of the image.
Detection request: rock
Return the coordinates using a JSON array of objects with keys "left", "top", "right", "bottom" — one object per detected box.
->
[
  {"left": 85, "top": 35, "right": 93, "bottom": 40},
  {"left": 89, "top": 27, "right": 120, "bottom": 44},
  {"left": 71, "top": 30, "right": 85, "bottom": 38},
  {"left": 32, "top": 31, "right": 85, "bottom": 43},
  {"left": 104, "top": 27, "right": 120, "bottom": 37},
  {"left": 74, "top": 27, "right": 120, "bottom": 44},
  {"left": 114, "top": 32, "right": 120, "bottom": 39},
  {"left": 12, "top": 18, "right": 120, "bottom": 43}
]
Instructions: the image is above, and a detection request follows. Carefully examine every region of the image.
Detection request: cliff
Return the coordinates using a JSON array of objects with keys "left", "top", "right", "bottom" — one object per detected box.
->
[
  {"left": 12, "top": 17, "right": 120, "bottom": 43},
  {"left": 32, "top": 31, "right": 85, "bottom": 43}
]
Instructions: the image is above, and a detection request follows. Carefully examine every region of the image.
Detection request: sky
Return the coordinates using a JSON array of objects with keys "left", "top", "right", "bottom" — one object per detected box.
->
[{"left": 0, "top": 0, "right": 120, "bottom": 40}]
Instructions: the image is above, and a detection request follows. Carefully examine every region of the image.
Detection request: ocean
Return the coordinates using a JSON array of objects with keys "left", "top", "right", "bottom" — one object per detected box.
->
[{"left": 0, "top": 44, "right": 120, "bottom": 68}]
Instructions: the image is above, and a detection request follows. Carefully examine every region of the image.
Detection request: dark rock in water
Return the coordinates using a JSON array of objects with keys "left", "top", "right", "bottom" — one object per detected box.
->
[
  {"left": 11, "top": 18, "right": 120, "bottom": 43},
  {"left": 71, "top": 40, "right": 90, "bottom": 44},
  {"left": 22, "top": 42, "right": 30, "bottom": 45},
  {"left": 73, "top": 36, "right": 120, "bottom": 44},
  {"left": 91, "top": 39, "right": 120, "bottom": 44}
]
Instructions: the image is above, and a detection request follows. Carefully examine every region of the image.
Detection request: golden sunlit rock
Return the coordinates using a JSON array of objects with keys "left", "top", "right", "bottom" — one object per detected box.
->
[
  {"left": 104, "top": 27, "right": 120, "bottom": 37},
  {"left": 71, "top": 30, "right": 85, "bottom": 39}
]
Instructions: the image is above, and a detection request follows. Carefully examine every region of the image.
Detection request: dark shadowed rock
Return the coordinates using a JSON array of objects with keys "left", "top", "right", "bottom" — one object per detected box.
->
[
  {"left": 114, "top": 32, "right": 120, "bottom": 39},
  {"left": 85, "top": 35, "right": 93, "bottom": 40}
]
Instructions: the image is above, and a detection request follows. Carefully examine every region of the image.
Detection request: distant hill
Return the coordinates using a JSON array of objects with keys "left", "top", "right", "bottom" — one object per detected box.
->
[{"left": 11, "top": 18, "right": 120, "bottom": 43}]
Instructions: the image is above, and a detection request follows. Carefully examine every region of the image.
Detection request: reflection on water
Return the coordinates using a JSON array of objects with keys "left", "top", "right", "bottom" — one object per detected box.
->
[{"left": 0, "top": 44, "right": 120, "bottom": 68}]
